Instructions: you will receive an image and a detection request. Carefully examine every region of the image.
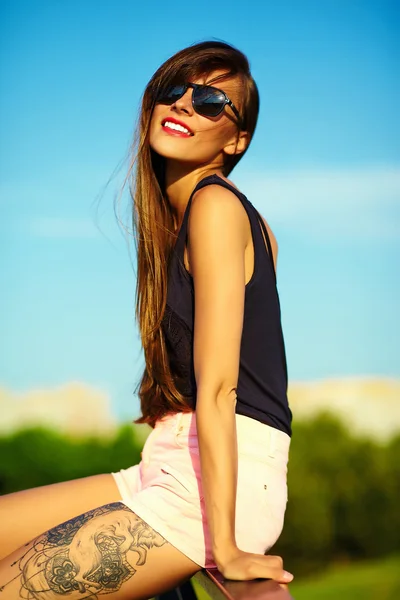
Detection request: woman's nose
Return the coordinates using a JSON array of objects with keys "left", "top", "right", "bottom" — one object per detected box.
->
[{"left": 172, "top": 88, "right": 194, "bottom": 115}]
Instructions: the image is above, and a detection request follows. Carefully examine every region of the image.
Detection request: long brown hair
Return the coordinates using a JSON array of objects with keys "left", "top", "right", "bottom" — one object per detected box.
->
[{"left": 130, "top": 41, "right": 259, "bottom": 428}]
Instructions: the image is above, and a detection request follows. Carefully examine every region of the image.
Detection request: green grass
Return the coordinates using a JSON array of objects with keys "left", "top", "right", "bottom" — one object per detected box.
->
[
  {"left": 192, "top": 555, "right": 400, "bottom": 600},
  {"left": 289, "top": 555, "right": 400, "bottom": 600}
]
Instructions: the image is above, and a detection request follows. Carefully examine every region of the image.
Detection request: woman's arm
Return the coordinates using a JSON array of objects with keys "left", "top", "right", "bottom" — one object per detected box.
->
[{"left": 187, "top": 184, "right": 293, "bottom": 583}]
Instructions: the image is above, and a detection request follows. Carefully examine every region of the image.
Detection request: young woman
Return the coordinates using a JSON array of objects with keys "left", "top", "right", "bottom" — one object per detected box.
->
[{"left": 0, "top": 41, "right": 293, "bottom": 599}]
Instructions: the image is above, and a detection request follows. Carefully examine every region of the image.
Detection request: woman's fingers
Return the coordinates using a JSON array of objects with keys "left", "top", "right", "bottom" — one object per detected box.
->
[
  {"left": 265, "top": 555, "right": 284, "bottom": 569},
  {"left": 248, "top": 559, "right": 293, "bottom": 583},
  {"left": 221, "top": 552, "right": 294, "bottom": 582},
  {"left": 218, "top": 548, "right": 294, "bottom": 583},
  {"left": 250, "top": 555, "right": 293, "bottom": 582}
]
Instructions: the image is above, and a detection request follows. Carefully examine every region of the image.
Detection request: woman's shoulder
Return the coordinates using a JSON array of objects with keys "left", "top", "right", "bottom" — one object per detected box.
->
[
  {"left": 190, "top": 177, "right": 249, "bottom": 234},
  {"left": 193, "top": 175, "right": 278, "bottom": 245},
  {"left": 190, "top": 174, "right": 279, "bottom": 269},
  {"left": 213, "top": 175, "right": 279, "bottom": 268}
]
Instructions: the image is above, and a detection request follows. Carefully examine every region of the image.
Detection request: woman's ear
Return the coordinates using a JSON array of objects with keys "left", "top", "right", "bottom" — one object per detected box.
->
[{"left": 223, "top": 131, "right": 250, "bottom": 156}]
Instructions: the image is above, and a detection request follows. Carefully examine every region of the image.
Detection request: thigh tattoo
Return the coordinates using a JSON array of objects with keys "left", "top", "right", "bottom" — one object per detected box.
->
[{"left": 0, "top": 502, "right": 167, "bottom": 598}]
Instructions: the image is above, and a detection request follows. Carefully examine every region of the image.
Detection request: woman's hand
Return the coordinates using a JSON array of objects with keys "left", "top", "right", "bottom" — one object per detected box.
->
[{"left": 216, "top": 547, "right": 294, "bottom": 583}]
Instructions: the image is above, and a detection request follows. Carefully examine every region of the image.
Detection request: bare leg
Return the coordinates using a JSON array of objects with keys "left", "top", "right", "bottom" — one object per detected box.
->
[
  {"left": 0, "top": 474, "right": 122, "bottom": 559},
  {"left": 0, "top": 501, "right": 201, "bottom": 600}
]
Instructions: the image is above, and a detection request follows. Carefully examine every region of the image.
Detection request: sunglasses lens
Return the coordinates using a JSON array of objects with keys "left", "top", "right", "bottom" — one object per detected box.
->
[
  {"left": 157, "top": 84, "right": 186, "bottom": 104},
  {"left": 193, "top": 86, "right": 226, "bottom": 117}
]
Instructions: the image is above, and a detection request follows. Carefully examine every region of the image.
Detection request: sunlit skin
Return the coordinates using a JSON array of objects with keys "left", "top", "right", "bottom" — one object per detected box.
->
[{"left": 149, "top": 70, "right": 249, "bottom": 229}]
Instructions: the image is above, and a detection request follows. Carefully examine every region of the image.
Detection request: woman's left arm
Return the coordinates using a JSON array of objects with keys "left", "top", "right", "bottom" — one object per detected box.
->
[
  {"left": 187, "top": 184, "right": 247, "bottom": 566},
  {"left": 187, "top": 184, "right": 292, "bottom": 583}
]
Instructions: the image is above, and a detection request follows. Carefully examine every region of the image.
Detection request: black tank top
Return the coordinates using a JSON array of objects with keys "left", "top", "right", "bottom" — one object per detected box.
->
[{"left": 162, "top": 174, "right": 292, "bottom": 437}]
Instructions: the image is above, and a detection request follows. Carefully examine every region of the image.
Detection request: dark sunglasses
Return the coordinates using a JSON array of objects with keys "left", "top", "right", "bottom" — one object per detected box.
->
[{"left": 156, "top": 82, "right": 243, "bottom": 128}]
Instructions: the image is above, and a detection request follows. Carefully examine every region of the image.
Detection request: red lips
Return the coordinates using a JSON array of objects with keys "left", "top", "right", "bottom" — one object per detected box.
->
[{"left": 161, "top": 116, "right": 193, "bottom": 137}]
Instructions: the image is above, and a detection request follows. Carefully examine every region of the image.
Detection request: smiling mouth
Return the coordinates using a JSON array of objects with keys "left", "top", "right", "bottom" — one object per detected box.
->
[{"left": 161, "top": 119, "right": 194, "bottom": 137}]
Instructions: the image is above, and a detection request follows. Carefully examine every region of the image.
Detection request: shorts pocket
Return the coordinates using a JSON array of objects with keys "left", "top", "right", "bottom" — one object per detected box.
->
[{"left": 160, "top": 462, "right": 197, "bottom": 495}]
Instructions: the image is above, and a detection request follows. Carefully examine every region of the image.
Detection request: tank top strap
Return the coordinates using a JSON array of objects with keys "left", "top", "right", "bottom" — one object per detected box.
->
[{"left": 175, "top": 174, "right": 276, "bottom": 283}]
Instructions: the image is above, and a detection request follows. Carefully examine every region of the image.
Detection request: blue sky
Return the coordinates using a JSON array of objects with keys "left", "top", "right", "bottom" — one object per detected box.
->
[{"left": 1, "top": 0, "right": 399, "bottom": 420}]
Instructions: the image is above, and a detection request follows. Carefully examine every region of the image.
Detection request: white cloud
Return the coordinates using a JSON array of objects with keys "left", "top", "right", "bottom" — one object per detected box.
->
[
  {"left": 0, "top": 382, "right": 118, "bottom": 437},
  {"left": 236, "top": 165, "right": 400, "bottom": 240},
  {"left": 288, "top": 375, "right": 400, "bottom": 440}
]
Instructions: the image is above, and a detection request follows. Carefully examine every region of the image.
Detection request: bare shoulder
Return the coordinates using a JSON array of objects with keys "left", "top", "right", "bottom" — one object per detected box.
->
[
  {"left": 191, "top": 181, "right": 242, "bottom": 208},
  {"left": 213, "top": 174, "right": 279, "bottom": 265},
  {"left": 189, "top": 183, "right": 250, "bottom": 243},
  {"left": 190, "top": 180, "right": 279, "bottom": 269}
]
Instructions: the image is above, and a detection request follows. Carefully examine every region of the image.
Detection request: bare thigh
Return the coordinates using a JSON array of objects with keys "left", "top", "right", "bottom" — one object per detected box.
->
[
  {"left": 0, "top": 501, "right": 201, "bottom": 600},
  {"left": 0, "top": 473, "right": 122, "bottom": 559}
]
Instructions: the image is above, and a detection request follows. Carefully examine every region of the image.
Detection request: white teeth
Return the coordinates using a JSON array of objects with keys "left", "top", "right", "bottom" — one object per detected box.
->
[{"left": 163, "top": 121, "right": 191, "bottom": 135}]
